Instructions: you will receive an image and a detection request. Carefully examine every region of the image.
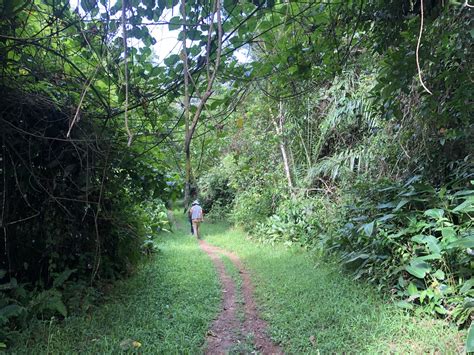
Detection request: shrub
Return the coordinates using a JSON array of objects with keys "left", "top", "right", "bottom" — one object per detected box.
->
[
  {"left": 253, "top": 195, "right": 340, "bottom": 248},
  {"left": 230, "top": 186, "right": 280, "bottom": 231},
  {"left": 329, "top": 164, "right": 473, "bottom": 326},
  {"left": 198, "top": 156, "right": 237, "bottom": 218}
]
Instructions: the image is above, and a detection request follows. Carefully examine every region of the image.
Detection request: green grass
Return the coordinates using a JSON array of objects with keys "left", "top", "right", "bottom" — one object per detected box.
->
[
  {"left": 9, "top": 220, "right": 221, "bottom": 354},
  {"left": 219, "top": 256, "right": 257, "bottom": 354},
  {"left": 7, "top": 217, "right": 466, "bottom": 354},
  {"left": 202, "top": 221, "right": 466, "bottom": 354},
  {"left": 220, "top": 255, "right": 245, "bottom": 323}
]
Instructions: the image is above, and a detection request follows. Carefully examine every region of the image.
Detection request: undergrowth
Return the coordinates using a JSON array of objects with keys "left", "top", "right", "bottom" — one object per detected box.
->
[
  {"left": 6, "top": 220, "right": 221, "bottom": 353},
  {"left": 204, "top": 222, "right": 467, "bottom": 353}
]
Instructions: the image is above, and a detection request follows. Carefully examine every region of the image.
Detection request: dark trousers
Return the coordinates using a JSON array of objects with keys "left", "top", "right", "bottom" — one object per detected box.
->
[{"left": 188, "top": 215, "right": 194, "bottom": 234}]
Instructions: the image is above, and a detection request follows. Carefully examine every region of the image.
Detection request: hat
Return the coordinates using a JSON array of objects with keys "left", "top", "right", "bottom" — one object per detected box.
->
[{"left": 192, "top": 200, "right": 200, "bottom": 205}]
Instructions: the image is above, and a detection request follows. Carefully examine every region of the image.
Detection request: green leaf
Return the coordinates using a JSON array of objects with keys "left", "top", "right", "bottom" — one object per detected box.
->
[
  {"left": 426, "top": 237, "right": 441, "bottom": 254},
  {"left": 452, "top": 198, "right": 474, "bottom": 213},
  {"left": 449, "top": 235, "right": 474, "bottom": 249},
  {"left": 424, "top": 208, "right": 444, "bottom": 219},
  {"left": 361, "top": 221, "right": 374, "bottom": 237},
  {"left": 467, "top": 324, "right": 474, "bottom": 353},
  {"left": 377, "top": 213, "right": 395, "bottom": 222},
  {"left": 433, "top": 269, "right": 445, "bottom": 280},
  {"left": 0, "top": 278, "right": 17, "bottom": 291},
  {"left": 344, "top": 253, "right": 370, "bottom": 264},
  {"left": 407, "top": 282, "right": 418, "bottom": 296},
  {"left": 464, "top": 298, "right": 474, "bottom": 308},
  {"left": 412, "top": 254, "right": 441, "bottom": 262},
  {"left": 440, "top": 227, "right": 456, "bottom": 239},
  {"left": 55, "top": 301, "right": 68, "bottom": 317},
  {"left": 53, "top": 268, "right": 76, "bottom": 288},
  {"left": 411, "top": 234, "right": 441, "bottom": 254},
  {"left": 460, "top": 279, "right": 474, "bottom": 294},
  {"left": 165, "top": 0, "right": 178, "bottom": 8},
  {"left": 164, "top": 54, "right": 180, "bottom": 67},
  {"left": 168, "top": 16, "right": 181, "bottom": 31},
  {"left": 223, "top": 0, "right": 237, "bottom": 12},
  {"left": 80, "top": 0, "right": 97, "bottom": 12},
  {"left": 0, "top": 304, "right": 24, "bottom": 320},
  {"left": 187, "top": 29, "right": 202, "bottom": 41},
  {"left": 405, "top": 261, "right": 431, "bottom": 278},
  {"left": 394, "top": 199, "right": 409, "bottom": 211}
]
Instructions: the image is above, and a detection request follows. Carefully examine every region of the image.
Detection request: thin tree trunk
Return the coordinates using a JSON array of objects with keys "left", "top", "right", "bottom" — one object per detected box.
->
[
  {"left": 273, "top": 101, "right": 294, "bottom": 194},
  {"left": 182, "top": 0, "right": 223, "bottom": 208},
  {"left": 181, "top": 0, "right": 192, "bottom": 209}
]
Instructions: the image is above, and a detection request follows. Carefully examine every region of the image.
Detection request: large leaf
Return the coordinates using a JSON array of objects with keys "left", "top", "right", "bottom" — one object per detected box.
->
[
  {"left": 433, "top": 269, "right": 445, "bottom": 280},
  {"left": 163, "top": 54, "right": 180, "bottom": 67},
  {"left": 424, "top": 208, "right": 444, "bottom": 219},
  {"left": 377, "top": 213, "right": 395, "bottom": 222},
  {"left": 460, "top": 279, "right": 474, "bottom": 294},
  {"left": 440, "top": 227, "right": 456, "bottom": 239},
  {"left": 467, "top": 324, "right": 474, "bottom": 353},
  {"left": 168, "top": 16, "right": 181, "bottom": 31},
  {"left": 412, "top": 254, "right": 442, "bottom": 262},
  {"left": 360, "top": 221, "right": 374, "bottom": 237},
  {"left": 393, "top": 199, "right": 409, "bottom": 211},
  {"left": 344, "top": 253, "right": 370, "bottom": 264},
  {"left": 449, "top": 235, "right": 474, "bottom": 249},
  {"left": 0, "top": 304, "right": 24, "bottom": 321},
  {"left": 405, "top": 261, "right": 431, "bottom": 278},
  {"left": 411, "top": 234, "right": 441, "bottom": 254},
  {"left": 452, "top": 197, "right": 474, "bottom": 213}
]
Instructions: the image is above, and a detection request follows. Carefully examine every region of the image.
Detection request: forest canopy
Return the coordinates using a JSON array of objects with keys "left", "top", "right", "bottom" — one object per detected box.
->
[{"left": 0, "top": 0, "right": 473, "bottom": 350}]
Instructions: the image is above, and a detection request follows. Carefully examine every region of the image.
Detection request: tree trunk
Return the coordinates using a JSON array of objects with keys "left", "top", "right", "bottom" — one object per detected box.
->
[
  {"left": 273, "top": 101, "right": 294, "bottom": 194},
  {"left": 181, "top": 0, "right": 223, "bottom": 208},
  {"left": 181, "top": 0, "right": 192, "bottom": 209}
]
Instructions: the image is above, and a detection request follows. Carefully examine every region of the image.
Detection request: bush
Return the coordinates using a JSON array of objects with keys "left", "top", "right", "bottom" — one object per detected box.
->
[
  {"left": 230, "top": 186, "right": 280, "bottom": 231},
  {"left": 253, "top": 195, "right": 340, "bottom": 248},
  {"left": 198, "top": 156, "right": 236, "bottom": 218},
  {"left": 329, "top": 165, "right": 473, "bottom": 326},
  {"left": 0, "top": 88, "right": 174, "bottom": 346}
]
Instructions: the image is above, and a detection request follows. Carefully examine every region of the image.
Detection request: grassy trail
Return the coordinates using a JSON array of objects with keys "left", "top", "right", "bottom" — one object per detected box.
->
[
  {"left": 10, "top": 219, "right": 221, "bottom": 354},
  {"left": 203, "top": 220, "right": 465, "bottom": 354},
  {"left": 10, "top": 215, "right": 465, "bottom": 353}
]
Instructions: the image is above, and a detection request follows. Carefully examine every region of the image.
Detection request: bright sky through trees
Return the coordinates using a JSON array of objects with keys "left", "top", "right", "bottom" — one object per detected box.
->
[{"left": 68, "top": 0, "right": 250, "bottom": 63}]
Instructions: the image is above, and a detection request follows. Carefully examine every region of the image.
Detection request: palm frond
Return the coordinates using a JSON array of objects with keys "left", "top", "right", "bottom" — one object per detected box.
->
[{"left": 307, "top": 145, "right": 374, "bottom": 182}]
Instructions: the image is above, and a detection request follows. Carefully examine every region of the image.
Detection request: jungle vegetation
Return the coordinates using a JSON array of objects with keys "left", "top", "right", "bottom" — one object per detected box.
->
[{"left": 0, "top": 0, "right": 472, "bottom": 351}]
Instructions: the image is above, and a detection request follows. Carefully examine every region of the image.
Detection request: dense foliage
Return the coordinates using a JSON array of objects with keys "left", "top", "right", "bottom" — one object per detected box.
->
[
  {"left": 197, "top": 0, "right": 473, "bottom": 341},
  {"left": 0, "top": 0, "right": 178, "bottom": 345},
  {"left": 1, "top": 0, "right": 472, "bottom": 350}
]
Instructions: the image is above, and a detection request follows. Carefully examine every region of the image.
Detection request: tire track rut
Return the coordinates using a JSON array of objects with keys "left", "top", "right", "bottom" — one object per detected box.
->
[{"left": 199, "top": 240, "right": 282, "bottom": 354}]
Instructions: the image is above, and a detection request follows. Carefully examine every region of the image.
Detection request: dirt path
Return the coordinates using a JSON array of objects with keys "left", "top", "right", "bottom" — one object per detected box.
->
[{"left": 198, "top": 239, "right": 282, "bottom": 354}]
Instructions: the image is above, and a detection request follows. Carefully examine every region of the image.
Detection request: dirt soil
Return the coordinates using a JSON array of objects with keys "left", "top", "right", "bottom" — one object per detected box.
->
[{"left": 199, "top": 239, "right": 283, "bottom": 355}]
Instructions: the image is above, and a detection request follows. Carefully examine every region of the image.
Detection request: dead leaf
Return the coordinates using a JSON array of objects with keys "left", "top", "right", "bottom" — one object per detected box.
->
[
  {"left": 309, "top": 335, "right": 316, "bottom": 346},
  {"left": 132, "top": 341, "right": 142, "bottom": 348},
  {"left": 207, "top": 330, "right": 217, "bottom": 337}
]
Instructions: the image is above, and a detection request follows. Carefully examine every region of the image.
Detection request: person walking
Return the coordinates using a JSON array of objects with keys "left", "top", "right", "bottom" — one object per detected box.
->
[{"left": 189, "top": 200, "right": 204, "bottom": 239}]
